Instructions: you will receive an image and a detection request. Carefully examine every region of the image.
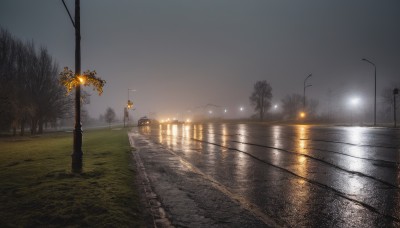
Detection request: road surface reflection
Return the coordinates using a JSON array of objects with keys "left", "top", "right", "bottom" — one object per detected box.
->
[{"left": 138, "top": 123, "right": 400, "bottom": 226}]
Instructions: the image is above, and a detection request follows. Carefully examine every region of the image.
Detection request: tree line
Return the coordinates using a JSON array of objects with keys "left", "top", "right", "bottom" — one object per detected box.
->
[
  {"left": 250, "top": 80, "right": 398, "bottom": 123},
  {"left": 250, "top": 80, "right": 319, "bottom": 121},
  {"left": 0, "top": 28, "right": 71, "bottom": 135}
]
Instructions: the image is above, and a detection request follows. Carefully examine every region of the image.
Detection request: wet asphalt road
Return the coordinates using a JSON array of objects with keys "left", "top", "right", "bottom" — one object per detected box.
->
[{"left": 131, "top": 123, "right": 400, "bottom": 227}]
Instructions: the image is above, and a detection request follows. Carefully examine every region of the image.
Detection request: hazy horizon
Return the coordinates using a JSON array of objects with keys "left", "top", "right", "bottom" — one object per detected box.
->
[{"left": 1, "top": 0, "right": 399, "bottom": 122}]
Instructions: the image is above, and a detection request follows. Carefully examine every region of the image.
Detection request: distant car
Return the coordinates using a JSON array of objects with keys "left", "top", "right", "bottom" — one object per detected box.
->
[{"left": 138, "top": 117, "right": 151, "bottom": 126}]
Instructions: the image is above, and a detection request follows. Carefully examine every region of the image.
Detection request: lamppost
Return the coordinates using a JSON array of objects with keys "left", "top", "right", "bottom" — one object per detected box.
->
[
  {"left": 123, "top": 107, "right": 128, "bottom": 128},
  {"left": 362, "top": 58, "right": 377, "bottom": 126},
  {"left": 62, "top": 0, "right": 82, "bottom": 173},
  {"left": 126, "top": 89, "right": 135, "bottom": 127},
  {"left": 303, "top": 74, "right": 312, "bottom": 111},
  {"left": 394, "top": 88, "right": 398, "bottom": 128}
]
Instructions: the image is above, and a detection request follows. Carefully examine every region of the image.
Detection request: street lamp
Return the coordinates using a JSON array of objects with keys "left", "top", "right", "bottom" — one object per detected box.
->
[
  {"left": 125, "top": 89, "right": 135, "bottom": 127},
  {"left": 303, "top": 74, "right": 312, "bottom": 111},
  {"left": 78, "top": 75, "right": 85, "bottom": 84},
  {"left": 62, "top": 0, "right": 82, "bottom": 173},
  {"left": 394, "top": 88, "right": 398, "bottom": 128},
  {"left": 362, "top": 58, "right": 377, "bottom": 126},
  {"left": 350, "top": 97, "right": 360, "bottom": 106}
]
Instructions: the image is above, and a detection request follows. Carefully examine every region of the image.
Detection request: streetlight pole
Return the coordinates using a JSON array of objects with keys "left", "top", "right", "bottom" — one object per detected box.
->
[
  {"left": 303, "top": 74, "right": 312, "bottom": 110},
  {"left": 62, "top": 0, "right": 82, "bottom": 172},
  {"left": 123, "top": 107, "right": 127, "bottom": 128},
  {"left": 362, "top": 58, "right": 377, "bottom": 126},
  {"left": 394, "top": 88, "right": 398, "bottom": 128},
  {"left": 73, "top": 0, "right": 82, "bottom": 173},
  {"left": 127, "top": 89, "right": 135, "bottom": 127}
]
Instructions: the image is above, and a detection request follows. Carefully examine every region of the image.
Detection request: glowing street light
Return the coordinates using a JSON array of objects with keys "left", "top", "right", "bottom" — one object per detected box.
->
[
  {"left": 240, "top": 107, "right": 244, "bottom": 111},
  {"left": 60, "top": 0, "right": 107, "bottom": 173},
  {"left": 127, "top": 100, "right": 133, "bottom": 109},
  {"left": 78, "top": 75, "right": 85, "bottom": 84},
  {"left": 61, "top": 0, "right": 83, "bottom": 173},
  {"left": 274, "top": 104, "right": 278, "bottom": 109},
  {"left": 300, "top": 112, "right": 306, "bottom": 118},
  {"left": 224, "top": 109, "right": 227, "bottom": 113},
  {"left": 350, "top": 97, "right": 360, "bottom": 106},
  {"left": 349, "top": 97, "right": 361, "bottom": 125}
]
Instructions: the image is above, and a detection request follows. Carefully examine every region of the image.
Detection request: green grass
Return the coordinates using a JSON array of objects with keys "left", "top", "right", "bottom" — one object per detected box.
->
[{"left": 0, "top": 128, "right": 145, "bottom": 227}]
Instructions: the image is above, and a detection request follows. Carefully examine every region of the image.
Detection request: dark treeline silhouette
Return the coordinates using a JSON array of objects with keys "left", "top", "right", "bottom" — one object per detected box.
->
[{"left": 0, "top": 28, "right": 71, "bottom": 135}]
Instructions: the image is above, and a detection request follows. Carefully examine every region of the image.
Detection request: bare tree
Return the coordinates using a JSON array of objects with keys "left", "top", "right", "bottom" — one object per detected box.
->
[
  {"left": 0, "top": 28, "right": 71, "bottom": 135},
  {"left": 27, "top": 47, "right": 71, "bottom": 134},
  {"left": 105, "top": 107, "right": 116, "bottom": 128},
  {"left": 249, "top": 80, "right": 272, "bottom": 121},
  {"left": 0, "top": 28, "right": 17, "bottom": 131},
  {"left": 11, "top": 39, "right": 32, "bottom": 135}
]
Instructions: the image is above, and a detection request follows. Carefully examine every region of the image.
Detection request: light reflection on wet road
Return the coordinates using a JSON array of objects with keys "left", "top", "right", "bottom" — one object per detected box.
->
[{"left": 137, "top": 123, "right": 400, "bottom": 227}]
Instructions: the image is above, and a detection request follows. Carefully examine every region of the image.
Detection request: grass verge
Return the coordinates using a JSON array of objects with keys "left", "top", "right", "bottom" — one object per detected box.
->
[{"left": 0, "top": 128, "right": 144, "bottom": 227}]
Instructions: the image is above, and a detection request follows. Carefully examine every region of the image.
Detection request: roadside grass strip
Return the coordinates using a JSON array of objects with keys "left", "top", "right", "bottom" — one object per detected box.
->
[{"left": 0, "top": 128, "right": 144, "bottom": 227}]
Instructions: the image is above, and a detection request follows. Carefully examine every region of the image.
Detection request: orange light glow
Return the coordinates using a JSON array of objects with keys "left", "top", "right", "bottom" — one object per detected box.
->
[
  {"left": 300, "top": 112, "right": 306, "bottom": 118},
  {"left": 78, "top": 76, "right": 85, "bottom": 84}
]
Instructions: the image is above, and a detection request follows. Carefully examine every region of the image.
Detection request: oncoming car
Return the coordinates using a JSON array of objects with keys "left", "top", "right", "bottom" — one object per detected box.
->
[{"left": 138, "top": 117, "right": 151, "bottom": 126}]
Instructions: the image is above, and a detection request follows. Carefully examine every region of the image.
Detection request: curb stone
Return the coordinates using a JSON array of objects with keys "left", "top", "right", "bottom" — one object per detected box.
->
[{"left": 128, "top": 132, "right": 173, "bottom": 228}]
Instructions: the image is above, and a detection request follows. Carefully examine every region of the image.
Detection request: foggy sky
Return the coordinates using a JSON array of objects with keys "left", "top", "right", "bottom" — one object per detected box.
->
[{"left": 1, "top": 0, "right": 400, "bottom": 121}]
